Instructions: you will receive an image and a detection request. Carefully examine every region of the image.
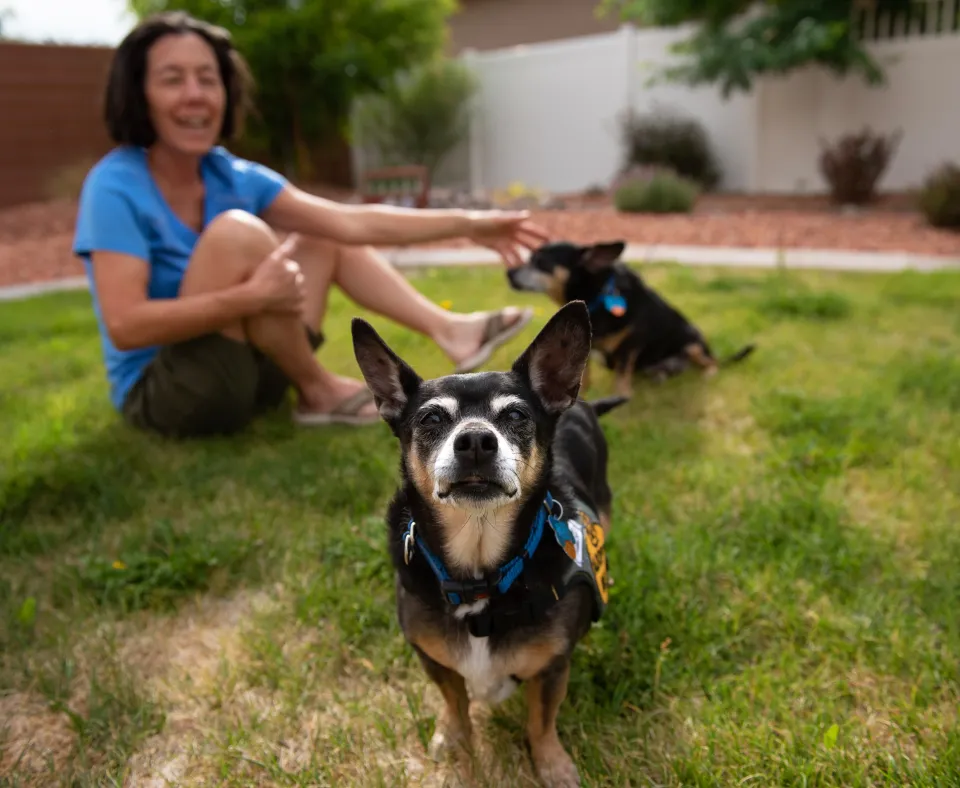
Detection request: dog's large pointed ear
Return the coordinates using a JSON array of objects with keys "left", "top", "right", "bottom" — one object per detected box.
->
[
  {"left": 512, "top": 301, "right": 592, "bottom": 415},
  {"left": 581, "top": 241, "right": 626, "bottom": 273},
  {"left": 351, "top": 318, "right": 422, "bottom": 423}
]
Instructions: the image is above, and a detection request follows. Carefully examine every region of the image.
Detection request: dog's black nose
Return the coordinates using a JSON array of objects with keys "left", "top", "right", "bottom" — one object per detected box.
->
[{"left": 454, "top": 429, "right": 498, "bottom": 462}]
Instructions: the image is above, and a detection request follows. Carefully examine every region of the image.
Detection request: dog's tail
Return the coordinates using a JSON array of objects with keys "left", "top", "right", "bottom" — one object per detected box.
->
[
  {"left": 587, "top": 395, "right": 630, "bottom": 417},
  {"left": 720, "top": 343, "right": 757, "bottom": 365}
]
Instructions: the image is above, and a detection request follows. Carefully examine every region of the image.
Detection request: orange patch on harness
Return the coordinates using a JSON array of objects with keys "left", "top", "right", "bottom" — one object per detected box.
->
[{"left": 580, "top": 512, "right": 610, "bottom": 605}]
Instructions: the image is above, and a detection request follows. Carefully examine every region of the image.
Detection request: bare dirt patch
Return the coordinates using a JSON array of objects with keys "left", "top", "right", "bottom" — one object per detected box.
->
[
  {"left": 119, "top": 590, "right": 271, "bottom": 786},
  {"left": 0, "top": 690, "right": 77, "bottom": 784},
  {"left": 114, "top": 587, "right": 562, "bottom": 787}
]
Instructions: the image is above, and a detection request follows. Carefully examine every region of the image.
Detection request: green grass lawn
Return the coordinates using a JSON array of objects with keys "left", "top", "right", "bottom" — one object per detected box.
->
[{"left": 2, "top": 261, "right": 959, "bottom": 787}]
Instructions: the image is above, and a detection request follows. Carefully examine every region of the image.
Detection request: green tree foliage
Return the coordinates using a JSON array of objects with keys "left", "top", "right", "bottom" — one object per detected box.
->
[
  {"left": 597, "top": 0, "right": 917, "bottom": 97},
  {"left": 128, "top": 0, "right": 458, "bottom": 179},
  {"left": 353, "top": 58, "right": 478, "bottom": 179}
]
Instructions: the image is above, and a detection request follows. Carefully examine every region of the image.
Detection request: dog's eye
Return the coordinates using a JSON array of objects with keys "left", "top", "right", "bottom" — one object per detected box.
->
[
  {"left": 505, "top": 408, "right": 526, "bottom": 422},
  {"left": 419, "top": 411, "right": 443, "bottom": 427}
]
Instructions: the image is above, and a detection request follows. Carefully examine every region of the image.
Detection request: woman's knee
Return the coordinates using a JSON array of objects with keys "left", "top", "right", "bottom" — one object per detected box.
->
[
  {"left": 197, "top": 210, "right": 280, "bottom": 268},
  {"left": 180, "top": 210, "right": 282, "bottom": 299}
]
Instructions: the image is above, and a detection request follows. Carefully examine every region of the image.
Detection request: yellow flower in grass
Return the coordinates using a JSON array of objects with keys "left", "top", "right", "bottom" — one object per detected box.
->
[{"left": 112, "top": 560, "right": 126, "bottom": 570}]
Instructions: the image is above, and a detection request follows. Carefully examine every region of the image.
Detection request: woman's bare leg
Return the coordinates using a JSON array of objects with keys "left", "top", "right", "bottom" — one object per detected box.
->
[
  {"left": 177, "top": 211, "right": 532, "bottom": 423},
  {"left": 179, "top": 210, "right": 377, "bottom": 418},
  {"left": 294, "top": 237, "right": 531, "bottom": 368}
]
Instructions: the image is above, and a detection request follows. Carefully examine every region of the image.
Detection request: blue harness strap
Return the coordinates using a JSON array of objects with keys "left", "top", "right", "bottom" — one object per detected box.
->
[
  {"left": 401, "top": 491, "right": 610, "bottom": 627},
  {"left": 402, "top": 492, "right": 557, "bottom": 606}
]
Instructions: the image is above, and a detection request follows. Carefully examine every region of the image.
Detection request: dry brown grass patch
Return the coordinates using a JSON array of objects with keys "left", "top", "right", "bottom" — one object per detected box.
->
[{"left": 0, "top": 690, "right": 76, "bottom": 783}]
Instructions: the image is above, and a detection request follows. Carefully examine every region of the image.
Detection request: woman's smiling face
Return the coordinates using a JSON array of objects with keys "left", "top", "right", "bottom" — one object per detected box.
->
[{"left": 144, "top": 31, "right": 226, "bottom": 156}]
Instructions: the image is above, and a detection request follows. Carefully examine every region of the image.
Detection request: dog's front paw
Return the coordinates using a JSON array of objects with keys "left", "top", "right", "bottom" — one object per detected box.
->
[
  {"left": 532, "top": 740, "right": 580, "bottom": 788},
  {"left": 427, "top": 721, "right": 470, "bottom": 761}
]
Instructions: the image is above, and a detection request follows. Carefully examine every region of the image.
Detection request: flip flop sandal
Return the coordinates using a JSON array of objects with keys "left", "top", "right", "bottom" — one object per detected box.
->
[
  {"left": 293, "top": 387, "right": 380, "bottom": 427},
  {"left": 454, "top": 307, "right": 535, "bottom": 373}
]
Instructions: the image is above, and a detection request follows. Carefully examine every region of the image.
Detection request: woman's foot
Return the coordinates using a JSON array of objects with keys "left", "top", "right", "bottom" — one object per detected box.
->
[
  {"left": 435, "top": 306, "right": 534, "bottom": 372},
  {"left": 294, "top": 370, "right": 380, "bottom": 426}
]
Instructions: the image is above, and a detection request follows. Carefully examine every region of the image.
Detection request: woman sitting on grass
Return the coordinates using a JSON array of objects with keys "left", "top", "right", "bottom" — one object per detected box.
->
[{"left": 73, "top": 10, "right": 547, "bottom": 438}]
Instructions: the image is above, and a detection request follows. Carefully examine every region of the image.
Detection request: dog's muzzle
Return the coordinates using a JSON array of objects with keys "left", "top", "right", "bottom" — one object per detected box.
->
[
  {"left": 436, "top": 427, "right": 516, "bottom": 501},
  {"left": 506, "top": 265, "right": 549, "bottom": 293}
]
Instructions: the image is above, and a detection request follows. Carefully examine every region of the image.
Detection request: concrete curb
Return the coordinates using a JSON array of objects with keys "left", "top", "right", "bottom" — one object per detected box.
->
[
  {"left": 1, "top": 245, "right": 958, "bottom": 303},
  {"left": 379, "top": 243, "right": 960, "bottom": 273},
  {"left": 0, "top": 276, "right": 88, "bottom": 303}
]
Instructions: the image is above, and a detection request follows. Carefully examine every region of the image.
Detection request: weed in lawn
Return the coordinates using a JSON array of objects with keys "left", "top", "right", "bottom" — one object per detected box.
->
[
  {"left": 759, "top": 286, "right": 852, "bottom": 321},
  {"left": 667, "top": 266, "right": 853, "bottom": 322},
  {"left": 702, "top": 273, "right": 769, "bottom": 292},
  {"left": 69, "top": 519, "right": 256, "bottom": 614},
  {"left": 756, "top": 388, "right": 911, "bottom": 478},
  {"left": 879, "top": 269, "right": 960, "bottom": 309},
  {"left": 896, "top": 347, "right": 960, "bottom": 411},
  {"left": 0, "top": 416, "right": 153, "bottom": 553}
]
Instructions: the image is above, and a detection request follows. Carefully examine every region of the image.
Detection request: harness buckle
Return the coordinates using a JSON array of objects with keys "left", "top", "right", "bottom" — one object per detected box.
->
[
  {"left": 440, "top": 577, "right": 496, "bottom": 605},
  {"left": 403, "top": 522, "right": 416, "bottom": 566}
]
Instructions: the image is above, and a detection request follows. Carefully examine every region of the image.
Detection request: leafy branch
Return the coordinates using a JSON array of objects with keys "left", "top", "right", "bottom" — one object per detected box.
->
[{"left": 597, "top": 0, "right": 918, "bottom": 97}]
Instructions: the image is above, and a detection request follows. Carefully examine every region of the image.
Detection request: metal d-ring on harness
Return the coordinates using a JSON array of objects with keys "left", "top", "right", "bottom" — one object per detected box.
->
[{"left": 401, "top": 492, "right": 608, "bottom": 638}]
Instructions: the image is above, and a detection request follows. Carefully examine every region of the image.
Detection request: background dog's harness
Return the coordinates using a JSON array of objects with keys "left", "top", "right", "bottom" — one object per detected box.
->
[
  {"left": 401, "top": 492, "right": 609, "bottom": 638},
  {"left": 587, "top": 275, "right": 627, "bottom": 318}
]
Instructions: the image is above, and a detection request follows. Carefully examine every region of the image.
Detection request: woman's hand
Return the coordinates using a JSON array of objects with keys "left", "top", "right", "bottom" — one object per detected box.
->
[
  {"left": 465, "top": 210, "right": 552, "bottom": 268},
  {"left": 244, "top": 233, "right": 306, "bottom": 314}
]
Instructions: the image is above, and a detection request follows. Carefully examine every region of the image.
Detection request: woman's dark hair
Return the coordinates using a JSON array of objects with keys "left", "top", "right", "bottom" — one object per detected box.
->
[{"left": 103, "top": 11, "right": 254, "bottom": 147}]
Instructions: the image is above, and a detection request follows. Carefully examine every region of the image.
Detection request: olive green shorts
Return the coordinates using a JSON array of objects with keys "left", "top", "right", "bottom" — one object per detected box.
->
[{"left": 121, "top": 327, "right": 324, "bottom": 438}]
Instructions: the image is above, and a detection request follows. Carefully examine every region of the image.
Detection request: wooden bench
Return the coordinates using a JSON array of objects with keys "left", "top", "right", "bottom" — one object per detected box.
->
[{"left": 359, "top": 165, "right": 430, "bottom": 209}]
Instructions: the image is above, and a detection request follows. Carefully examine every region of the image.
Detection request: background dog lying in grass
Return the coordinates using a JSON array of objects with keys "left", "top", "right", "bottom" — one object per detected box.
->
[{"left": 507, "top": 240, "right": 756, "bottom": 395}]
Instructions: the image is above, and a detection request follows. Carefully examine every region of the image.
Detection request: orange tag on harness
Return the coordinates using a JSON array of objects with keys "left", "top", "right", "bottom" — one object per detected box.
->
[
  {"left": 570, "top": 510, "right": 609, "bottom": 606},
  {"left": 604, "top": 294, "right": 627, "bottom": 318},
  {"left": 583, "top": 517, "right": 610, "bottom": 604}
]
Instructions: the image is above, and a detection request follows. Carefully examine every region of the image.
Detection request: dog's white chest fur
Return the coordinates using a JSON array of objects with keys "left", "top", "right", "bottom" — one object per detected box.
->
[{"left": 458, "top": 634, "right": 519, "bottom": 704}]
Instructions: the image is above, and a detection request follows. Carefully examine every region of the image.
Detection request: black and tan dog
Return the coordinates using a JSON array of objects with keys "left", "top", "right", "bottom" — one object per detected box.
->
[
  {"left": 507, "top": 240, "right": 756, "bottom": 395},
  {"left": 351, "top": 301, "right": 625, "bottom": 787}
]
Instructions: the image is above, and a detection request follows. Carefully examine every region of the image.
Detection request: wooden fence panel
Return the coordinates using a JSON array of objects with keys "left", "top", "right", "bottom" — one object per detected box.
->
[
  {"left": 0, "top": 41, "right": 115, "bottom": 209},
  {"left": 0, "top": 40, "right": 355, "bottom": 210}
]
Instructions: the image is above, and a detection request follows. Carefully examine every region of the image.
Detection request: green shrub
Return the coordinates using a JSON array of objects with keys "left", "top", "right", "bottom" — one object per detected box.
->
[
  {"left": 617, "top": 109, "right": 721, "bottom": 190},
  {"left": 918, "top": 162, "right": 960, "bottom": 230},
  {"left": 613, "top": 167, "right": 699, "bottom": 214},
  {"left": 352, "top": 57, "right": 478, "bottom": 179}
]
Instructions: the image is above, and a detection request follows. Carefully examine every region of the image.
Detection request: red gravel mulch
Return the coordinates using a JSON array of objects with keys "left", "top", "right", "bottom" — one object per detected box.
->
[{"left": 1, "top": 193, "right": 958, "bottom": 289}]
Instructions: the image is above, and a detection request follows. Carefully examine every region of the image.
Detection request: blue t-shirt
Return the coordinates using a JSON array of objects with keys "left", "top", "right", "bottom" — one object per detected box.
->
[{"left": 72, "top": 145, "right": 289, "bottom": 410}]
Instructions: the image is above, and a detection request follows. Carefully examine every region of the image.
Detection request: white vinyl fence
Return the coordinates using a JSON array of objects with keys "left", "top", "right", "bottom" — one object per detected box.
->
[{"left": 352, "top": 0, "right": 960, "bottom": 197}]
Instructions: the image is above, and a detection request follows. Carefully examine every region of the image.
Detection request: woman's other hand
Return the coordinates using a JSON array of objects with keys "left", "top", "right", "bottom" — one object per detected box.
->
[{"left": 465, "top": 210, "right": 552, "bottom": 268}]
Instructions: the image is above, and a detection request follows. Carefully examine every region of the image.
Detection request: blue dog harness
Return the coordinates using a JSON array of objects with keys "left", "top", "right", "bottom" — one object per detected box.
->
[{"left": 401, "top": 492, "right": 610, "bottom": 637}]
